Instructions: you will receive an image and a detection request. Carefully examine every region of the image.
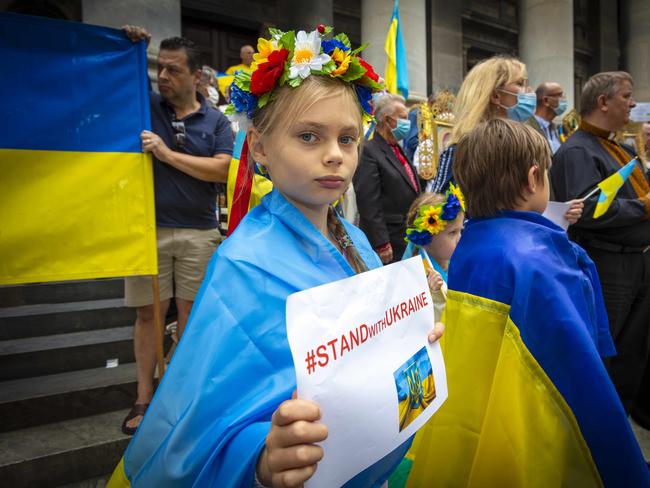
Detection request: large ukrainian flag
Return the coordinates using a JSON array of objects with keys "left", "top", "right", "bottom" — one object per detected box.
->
[
  {"left": 407, "top": 211, "right": 650, "bottom": 488},
  {"left": 384, "top": 0, "right": 409, "bottom": 99},
  {"left": 0, "top": 13, "right": 156, "bottom": 285}
]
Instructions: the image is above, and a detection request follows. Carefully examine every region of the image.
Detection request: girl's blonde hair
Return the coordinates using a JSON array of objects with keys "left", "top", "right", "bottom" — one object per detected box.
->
[
  {"left": 252, "top": 75, "right": 363, "bottom": 139},
  {"left": 450, "top": 56, "right": 527, "bottom": 144},
  {"left": 248, "top": 75, "right": 369, "bottom": 274}
]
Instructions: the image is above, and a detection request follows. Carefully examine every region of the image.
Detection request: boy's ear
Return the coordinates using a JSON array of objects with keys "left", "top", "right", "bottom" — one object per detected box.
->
[
  {"left": 247, "top": 128, "right": 268, "bottom": 167},
  {"left": 526, "top": 165, "right": 539, "bottom": 194}
]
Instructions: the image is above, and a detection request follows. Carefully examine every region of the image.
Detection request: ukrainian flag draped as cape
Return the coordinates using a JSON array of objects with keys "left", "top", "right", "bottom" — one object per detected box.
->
[
  {"left": 109, "top": 189, "right": 410, "bottom": 487},
  {"left": 407, "top": 211, "right": 650, "bottom": 488},
  {"left": 0, "top": 13, "right": 156, "bottom": 285}
]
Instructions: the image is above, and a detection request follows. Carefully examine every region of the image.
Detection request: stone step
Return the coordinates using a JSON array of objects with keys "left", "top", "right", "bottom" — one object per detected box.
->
[
  {"left": 0, "top": 363, "right": 137, "bottom": 433},
  {"left": 0, "top": 298, "right": 134, "bottom": 341},
  {"left": 0, "top": 326, "right": 135, "bottom": 381},
  {"left": 0, "top": 409, "right": 130, "bottom": 487},
  {"left": 0, "top": 279, "right": 124, "bottom": 308}
]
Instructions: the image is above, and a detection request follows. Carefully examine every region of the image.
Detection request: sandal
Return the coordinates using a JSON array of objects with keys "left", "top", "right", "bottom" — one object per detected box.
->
[{"left": 121, "top": 403, "right": 149, "bottom": 436}]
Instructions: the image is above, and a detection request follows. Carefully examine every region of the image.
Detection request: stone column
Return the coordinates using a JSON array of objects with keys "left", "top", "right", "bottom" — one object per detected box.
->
[
  {"left": 621, "top": 0, "right": 650, "bottom": 101},
  {"left": 429, "top": 0, "right": 463, "bottom": 94},
  {"left": 82, "top": 0, "right": 181, "bottom": 51},
  {"left": 82, "top": 0, "right": 180, "bottom": 84},
  {"left": 519, "top": 0, "right": 574, "bottom": 109},
  {"left": 361, "top": 0, "right": 427, "bottom": 101},
  {"left": 276, "top": 0, "right": 333, "bottom": 31}
]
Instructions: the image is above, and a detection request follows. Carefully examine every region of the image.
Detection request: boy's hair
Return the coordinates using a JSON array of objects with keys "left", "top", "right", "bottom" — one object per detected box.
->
[
  {"left": 159, "top": 37, "right": 201, "bottom": 72},
  {"left": 451, "top": 56, "right": 527, "bottom": 144},
  {"left": 453, "top": 118, "right": 550, "bottom": 217}
]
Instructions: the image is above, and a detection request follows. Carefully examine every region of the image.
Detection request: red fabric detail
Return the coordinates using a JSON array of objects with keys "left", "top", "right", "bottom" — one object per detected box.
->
[
  {"left": 390, "top": 144, "right": 418, "bottom": 191},
  {"left": 227, "top": 140, "right": 253, "bottom": 236},
  {"left": 250, "top": 49, "right": 289, "bottom": 97},
  {"left": 358, "top": 58, "right": 379, "bottom": 82}
]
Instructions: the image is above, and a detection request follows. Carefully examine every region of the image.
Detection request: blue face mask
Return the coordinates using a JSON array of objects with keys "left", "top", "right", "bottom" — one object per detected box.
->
[
  {"left": 554, "top": 98, "right": 568, "bottom": 116},
  {"left": 500, "top": 90, "right": 536, "bottom": 122},
  {"left": 391, "top": 117, "right": 411, "bottom": 140}
]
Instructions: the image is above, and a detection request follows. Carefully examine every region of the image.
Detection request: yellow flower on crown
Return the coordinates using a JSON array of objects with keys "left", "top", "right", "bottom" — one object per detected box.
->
[
  {"left": 449, "top": 183, "right": 466, "bottom": 212},
  {"left": 331, "top": 47, "right": 351, "bottom": 76},
  {"left": 251, "top": 38, "right": 278, "bottom": 72},
  {"left": 415, "top": 205, "right": 447, "bottom": 235}
]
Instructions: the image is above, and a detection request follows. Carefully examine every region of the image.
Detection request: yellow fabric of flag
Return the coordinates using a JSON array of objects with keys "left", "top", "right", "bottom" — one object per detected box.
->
[
  {"left": 384, "top": 17, "right": 398, "bottom": 95},
  {"left": 0, "top": 149, "right": 157, "bottom": 285},
  {"left": 407, "top": 290, "right": 601, "bottom": 488}
]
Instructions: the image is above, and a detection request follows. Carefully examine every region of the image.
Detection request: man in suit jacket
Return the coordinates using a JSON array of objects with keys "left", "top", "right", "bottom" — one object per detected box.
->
[
  {"left": 354, "top": 93, "right": 421, "bottom": 263},
  {"left": 526, "top": 81, "right": 567, "bottom": 154}
]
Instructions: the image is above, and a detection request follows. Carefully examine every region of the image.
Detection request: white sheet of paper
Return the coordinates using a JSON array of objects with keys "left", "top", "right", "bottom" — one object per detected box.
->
[
  {"left": 630, "top": 102, "right": 650, "bottom": 122},
  {"left": 542, "top": 201, "right": 571, "bottom": 231},
  {"left": 286, "top": 257, "right": 447, "bottom": 488}
]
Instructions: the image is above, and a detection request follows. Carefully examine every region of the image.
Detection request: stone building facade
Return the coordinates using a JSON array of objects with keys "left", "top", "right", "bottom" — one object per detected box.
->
[{"left": 2, "top": 0, "right": 648, "bottom": 109}]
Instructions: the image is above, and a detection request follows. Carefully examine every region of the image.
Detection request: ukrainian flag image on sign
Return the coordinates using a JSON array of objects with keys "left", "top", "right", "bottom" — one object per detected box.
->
[{"left": 394, "top": 346, "right": 436, "bottom": 431}]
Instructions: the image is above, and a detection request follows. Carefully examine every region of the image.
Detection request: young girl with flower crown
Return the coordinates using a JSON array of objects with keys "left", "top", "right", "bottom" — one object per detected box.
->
[
  {"left": 109, "top": 26, "right": 442, "bottom": 488},
  {"left": 402, "top": 185, "right": 466, "bottom": 319}
]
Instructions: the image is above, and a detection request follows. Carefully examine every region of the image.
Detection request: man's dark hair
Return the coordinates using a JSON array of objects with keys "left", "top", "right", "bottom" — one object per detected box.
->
[{"left": 159, "top": 37, "right": 201, "bottom": 72}]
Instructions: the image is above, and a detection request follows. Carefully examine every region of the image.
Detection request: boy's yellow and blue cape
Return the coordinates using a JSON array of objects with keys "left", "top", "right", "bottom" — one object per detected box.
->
[
  {"left": 0, "top": 12, "right": 156, "bottom": 285},
  {"left": 407, "top": 210, "right": 650, "bottom": 488}
]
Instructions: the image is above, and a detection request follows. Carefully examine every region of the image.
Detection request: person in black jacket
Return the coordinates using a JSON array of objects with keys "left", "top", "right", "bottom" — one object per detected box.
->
[
  {"left": 551, "top": 71, "right": 650, "bottom": 424},
  {"left": 354, "top": 93, "right": 421, "bottom": 263}
]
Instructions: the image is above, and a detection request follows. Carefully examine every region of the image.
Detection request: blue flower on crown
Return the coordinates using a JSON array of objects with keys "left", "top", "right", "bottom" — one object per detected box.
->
[
  {"left": 405, "top": 229, "right": 433, "bottom": 246},
  {"left": 355, "top": 84, "right": 373, "bottom": 115},
  {"left": 321, "top": 39, "right": 350, "bottom": 55},
  {"left": 230, "top": 84, "right": 258, "bottom": 118},
  {"left": 441, "top": 193, "right": 462, "bottom": 221}
]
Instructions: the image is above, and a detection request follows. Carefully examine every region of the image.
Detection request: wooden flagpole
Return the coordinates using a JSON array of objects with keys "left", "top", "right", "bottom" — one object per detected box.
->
[{"left": 151, "top": 275, "right": 165, "bottom": 378}]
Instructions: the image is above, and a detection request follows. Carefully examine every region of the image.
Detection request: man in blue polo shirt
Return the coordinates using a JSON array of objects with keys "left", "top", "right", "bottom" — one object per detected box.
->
[{"left": 122, "top": 25, "right": 234, "bottom": 435}]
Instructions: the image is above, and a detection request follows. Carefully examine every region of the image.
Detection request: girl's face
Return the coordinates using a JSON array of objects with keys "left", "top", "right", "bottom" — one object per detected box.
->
[
  {"left": 250, "top": 91, "right": 361, "bottom": 217},
  {"left": 426, "top": 214, "right": 464, "bottom": 265}
]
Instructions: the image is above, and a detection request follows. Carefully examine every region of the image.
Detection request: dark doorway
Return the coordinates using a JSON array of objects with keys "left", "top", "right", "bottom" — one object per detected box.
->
[{"left": 182, "top": 17, "right": 259, "bottom": 74}]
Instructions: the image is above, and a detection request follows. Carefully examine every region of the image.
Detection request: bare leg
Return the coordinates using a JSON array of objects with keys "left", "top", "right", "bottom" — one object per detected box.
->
[
  {"left": 175, "top": 297, "right": 194, "bottom": 339},
  {"left": 127, "top": 299, "right": 170, "bottom": 430}
]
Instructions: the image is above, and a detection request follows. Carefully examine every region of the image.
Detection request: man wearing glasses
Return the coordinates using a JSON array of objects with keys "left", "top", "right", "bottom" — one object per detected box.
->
[
  {"left": 121, "top": 25, "right": 234, "bottom": 435},
  {"left": 527, "top": 81, "right": 568, "bottom": 155}
]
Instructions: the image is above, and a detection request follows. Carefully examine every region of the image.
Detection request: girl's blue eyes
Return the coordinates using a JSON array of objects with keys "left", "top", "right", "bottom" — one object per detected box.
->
[{"left": 299, "top": 133, "right": 356, "bottom": 144}]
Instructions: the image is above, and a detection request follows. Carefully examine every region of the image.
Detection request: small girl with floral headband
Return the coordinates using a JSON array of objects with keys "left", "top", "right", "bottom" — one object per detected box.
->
[
  {"left": 109, "top": 25, "right": 443, "bottom": 488},
  {"left": 403, "top": 184, "right": 466, "bottom": 318}
]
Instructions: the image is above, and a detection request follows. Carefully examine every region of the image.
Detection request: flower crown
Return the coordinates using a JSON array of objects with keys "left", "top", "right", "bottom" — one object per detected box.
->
[
  {"left": 225, "top": 25, "right": 383, "bottom": 126},
  {"left": 405, "top": 184, "right": 466, "bottom": 246}
]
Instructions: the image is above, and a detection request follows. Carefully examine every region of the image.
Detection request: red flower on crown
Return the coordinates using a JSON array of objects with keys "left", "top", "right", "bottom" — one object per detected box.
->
[
  {"left": 250, "top": 48, "right": 290, "bottom": 96},
  {"left": 358, "top": 58, "right": 379, "bottom": 82}
]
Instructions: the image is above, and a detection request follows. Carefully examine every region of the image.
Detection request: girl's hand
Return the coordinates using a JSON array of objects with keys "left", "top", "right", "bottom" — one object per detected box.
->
[
  {"left": 257, "top": 398, "right": 328, "bottom": 487},
  {"left": 426, "top": 269, "right": 444, "bottom": 293},
  {"left": 564, "top": 199, "right": 584, "bottom": 225},
  {"left": 428, "top": 322, "right": 445, "bottom": 344}
]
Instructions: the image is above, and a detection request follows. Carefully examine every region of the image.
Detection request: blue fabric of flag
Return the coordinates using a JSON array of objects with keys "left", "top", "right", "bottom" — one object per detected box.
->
[
  {"left": 0, "top": 12, "right": 149, "bottom": 153},
  {"left": 121, "top": 189, "right": 411, "bottom": 487}
]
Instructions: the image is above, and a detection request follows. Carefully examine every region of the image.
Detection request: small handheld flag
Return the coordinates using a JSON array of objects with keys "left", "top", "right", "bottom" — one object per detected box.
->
[
  {"left": 384, "top": 0, "right": 409, "bottom": 99},
  {"left": 593, "top": 158, "right": 638, "bottom": 218}
]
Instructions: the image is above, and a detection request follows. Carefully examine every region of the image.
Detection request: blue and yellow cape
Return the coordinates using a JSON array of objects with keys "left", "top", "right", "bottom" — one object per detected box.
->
[
  {"left": 109, "top": 189, "right": 410, "bottom": 487},
  {"left": 407, "top": 210, "right": 649, "bottom": 487}
]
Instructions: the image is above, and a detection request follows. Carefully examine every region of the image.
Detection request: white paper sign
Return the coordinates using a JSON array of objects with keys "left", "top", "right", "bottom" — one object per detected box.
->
[
  {"left": 630, "top": 102, "right": 650, "bottom": 122},
  {"left": 542, "top": 201, "right": 571, "bottom": 231},
  {"left": 286, "top": 257, "right": 447, "bottom": 488}
]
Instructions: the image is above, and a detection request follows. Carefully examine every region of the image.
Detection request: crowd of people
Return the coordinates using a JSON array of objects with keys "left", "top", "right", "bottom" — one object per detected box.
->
[{"left": 111, "top": 23, "right": 650, "bottom": 487}]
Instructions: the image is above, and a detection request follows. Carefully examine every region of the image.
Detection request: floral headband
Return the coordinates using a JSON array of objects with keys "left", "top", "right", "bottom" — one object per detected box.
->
[
  {"left": 405, "top": 184, "right": 466, "bottom": 246},
  {"left": 225, "top": 25, "right": 384, "bottom": 126}
]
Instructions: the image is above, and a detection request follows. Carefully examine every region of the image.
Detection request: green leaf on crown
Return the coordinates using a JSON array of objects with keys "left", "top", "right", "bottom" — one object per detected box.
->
[
  {"left": 234, "top": 71, "right": 251, "bottom": 90},
  {"left": 280, "top": 30, "right": 295, "bottom": 54},
  {"left": 258, "top": 91, "right": 272, "bottom": 108},
  {"left": 339, "top": 57, "right": 365, "bottom": 81},
  {"left": 350, "top": 43, "right": 368, "bottom": 56},
  {"left": 333, "top": 33, "right": 351, "bottom": 49},
  {"left": 268, "top": 27, "right": 284, "bottom": 39},
  {"left": 287, "top": 76, "right": 303, "bottom": 88}
]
